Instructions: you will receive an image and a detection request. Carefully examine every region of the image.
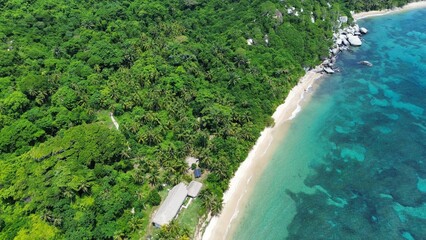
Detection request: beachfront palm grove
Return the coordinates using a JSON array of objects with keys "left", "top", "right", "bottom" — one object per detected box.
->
[{"left": 0, "top": 0, "right": 414, "bottom": 238}]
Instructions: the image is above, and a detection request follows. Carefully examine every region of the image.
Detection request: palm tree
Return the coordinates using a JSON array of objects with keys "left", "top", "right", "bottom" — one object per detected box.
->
[
  {"left": 53, "top": 217, "right": 63, "bottom": 227},
  {"left": 62, "top": 188, "right": 75, "bottom": 202},
  {"left": 135, "top": 192, "right": 147, "bottom": 210},
  {"left": 219, "top": 123, "right": 236, "bottom": 138},
  {"left": 128, "top": 120, "right": 140, "bottom": 134},
  {"left": 199, "top": 189, "right": 223, "bottom": 216},
  {"left": 198, "top": 152, "right": 212, "bottom": 169},
  {"left": 42, "top": 210, "right": 54, "bottom": 223},
  {"left": 158, "top": 220, "right": 190, "bottom": 239},
  {"left": 147, "top": 131, "right": 163, "bottom": 146},
  {"left": 200, "top": 190, "right": 215, "bottom": 212},
  {"left": 210, "top": 197, "right": 223, "bottom": 216},
  {"left": 78, "top": 182, "right": 91, "bottom": 194},
  {"left": 35, "top": 92, "right": 47, "bottom": 105},
  {"left": 238, "top": 128, "right": 255, "bottom": 141},
  {"left": 173, "top": 159, "right": 187, "bottom": 174},
  {"left": 147, "top": 169, "right": 160, "bottom": 187},
  {"left": 161, "top": 171, "right": 174, "bottom": 185},
  {"left": 214, "top": 163, "right": 230, "bottom": 180},
  {"left": 141, "top": 111, "right": 157, "bottom": 125},
  {"left": 129, "top": 217, "right": 143, "bottom": 233},
  {"left": 132, "top": 169, "right": 144, "bottom": 184},
  {"left": 137, "top": 130, "right": 163, "bottom": 146},
  {"left": 113, "top": 231, "right": 126, "bottom": 240},
  {"left": 170, "top": 174, "right": 181, "bottom": 185},
  {"left": 195, "top": 132, "right": 208, "bottom": 148}
]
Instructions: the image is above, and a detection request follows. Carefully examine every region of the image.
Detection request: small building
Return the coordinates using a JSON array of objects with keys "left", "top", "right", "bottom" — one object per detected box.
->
[
  {"left": 339, "top": 16, "right": 348, "bottom": 23},
  {"left": 152, "top": 183, "right": 188, "bottom": 227},
  {"left": 185, "top": 156, "right": 199, "bottom": 169},
  {"left": 194, "top": 168, "right": 202, "bottom": 178},
  {"left": 187, "top": 181, "right": 203, "bottom": 198}
]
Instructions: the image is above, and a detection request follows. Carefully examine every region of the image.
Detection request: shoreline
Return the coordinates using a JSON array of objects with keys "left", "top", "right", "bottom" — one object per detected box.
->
[
  {"left": 200, "top": 2, "right": 426, "bottom": 239},
  {"left": 201, "top": 70, "right": 323, "bottom": 240},
  {"left": 353, "top": 1, "right": 426, "bottom": 20}
]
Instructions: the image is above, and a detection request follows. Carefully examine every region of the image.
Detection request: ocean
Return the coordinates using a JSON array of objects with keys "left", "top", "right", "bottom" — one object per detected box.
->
[{"left": 232, "top": 8, "right": 426, "bottom": 240}]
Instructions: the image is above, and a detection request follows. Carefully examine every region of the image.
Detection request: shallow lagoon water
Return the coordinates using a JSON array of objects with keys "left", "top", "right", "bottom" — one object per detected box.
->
[{"left": 233, "top": 9, "right": 426, "bottom": 240}]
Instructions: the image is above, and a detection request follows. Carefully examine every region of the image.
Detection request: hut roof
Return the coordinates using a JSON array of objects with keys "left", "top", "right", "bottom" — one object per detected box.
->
[
  {"left": 187, "top": 181, "right": 203, "bottom": 198},
  {"left": 194, "top": 168, "right": 202, "bottom": 178},
  {"left": 152, "top": 183, "right": 188, "bottom": 226}
]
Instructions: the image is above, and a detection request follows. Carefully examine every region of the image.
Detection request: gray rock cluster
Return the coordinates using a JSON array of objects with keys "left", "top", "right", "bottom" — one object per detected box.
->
[
  {"left": 321, "top": 23, "right": 369, "bottom": 74},
  {"left": 335, "top": 24, "right": 367, "bottom": 47}
]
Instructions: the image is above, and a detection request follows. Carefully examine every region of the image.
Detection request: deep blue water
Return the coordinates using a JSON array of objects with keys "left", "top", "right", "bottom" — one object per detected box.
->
[{"left": 233, "top": 9, "right": 426, "bottom": 240}]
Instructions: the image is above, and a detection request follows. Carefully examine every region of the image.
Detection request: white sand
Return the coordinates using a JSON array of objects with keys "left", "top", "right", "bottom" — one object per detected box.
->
[
  {"left": 201, "top": 70, "right": 322, "bottom": 240},
  {"left": 353, "top": 1, "right": 426, "bottom": 20}
]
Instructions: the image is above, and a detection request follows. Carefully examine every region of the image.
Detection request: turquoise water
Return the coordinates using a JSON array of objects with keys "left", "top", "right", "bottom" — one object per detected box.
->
[{"left": 233, "top": 9, "right": 426, "bottom": 240}]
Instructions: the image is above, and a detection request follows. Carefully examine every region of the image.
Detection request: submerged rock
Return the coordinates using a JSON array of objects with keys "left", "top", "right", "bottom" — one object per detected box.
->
[{"left": 359, "top": 61, "right": 373, "bottom": 67}]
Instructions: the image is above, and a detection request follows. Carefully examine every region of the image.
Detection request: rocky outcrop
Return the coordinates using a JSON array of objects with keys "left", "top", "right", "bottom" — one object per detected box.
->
[
  {"left": 320, "top": 22, "right": 369, "bottom": 74},
  {"left": 335, "top": 24, "right": 368, "bottom": 47},
  {"left": 347, "top": 34, "right": 362, "bottom": 46},
  {"left": 323, "top": 67, "right": 335, "bottom": 74}
]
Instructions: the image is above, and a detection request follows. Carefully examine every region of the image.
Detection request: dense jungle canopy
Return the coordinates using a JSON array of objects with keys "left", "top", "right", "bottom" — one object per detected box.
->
[{"left": 0, "top": 0, "right": 414, "bottom": 238}]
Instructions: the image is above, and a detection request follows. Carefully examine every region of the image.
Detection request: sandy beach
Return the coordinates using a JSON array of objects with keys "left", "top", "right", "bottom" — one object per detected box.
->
[
  {"left": 353, "top": 1, "right": 426, "bottom": 20},
  {"left": 201, "top": 70, "right": 323, "bottom": 240},
  {"left": 200, "top": 2, "right": 426, "bottom": 239}
]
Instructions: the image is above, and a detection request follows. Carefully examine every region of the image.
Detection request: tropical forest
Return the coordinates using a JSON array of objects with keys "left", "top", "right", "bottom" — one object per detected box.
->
[{"left": 0, "top": 0, "right": 415, "bottom": 239}]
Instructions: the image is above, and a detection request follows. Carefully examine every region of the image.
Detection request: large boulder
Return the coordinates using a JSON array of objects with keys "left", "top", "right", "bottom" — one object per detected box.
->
[
  {"left": 346, "top": 27, "right": 355, "bottom": 35},
  {"left": 347, "top": 34, "right": 362, "bottom": 46},
  {"left": 360, "top": 27, "right": 368, "bottom": 34},
  {"left": 354, "top": 24, "right": 360, "bottom": 32},
  {"left": 323, "top": 67, "right": 335, "bottom": 74},
  {"left": 331, "top": 47, "right": 340, "bottom": 55}
]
